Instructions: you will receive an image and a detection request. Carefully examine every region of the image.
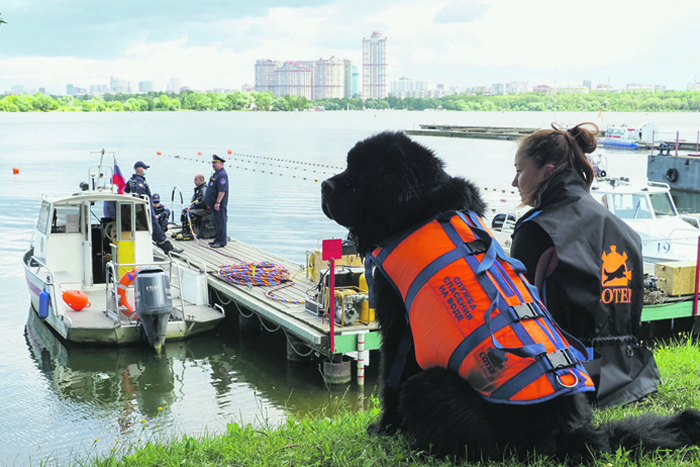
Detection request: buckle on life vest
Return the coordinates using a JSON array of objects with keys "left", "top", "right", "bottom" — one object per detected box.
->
[
  {"left": 545, "top": 348, "right": 578, "bottom": 371},
  {"left": 465, "top": 239, "right": 488, "bottom": 254},
  {"left": 511, "top": 302, "right": 540, "bottom": 320}
]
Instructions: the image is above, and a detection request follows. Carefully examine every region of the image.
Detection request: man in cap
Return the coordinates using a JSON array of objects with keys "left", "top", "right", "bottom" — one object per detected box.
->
[
  {"left": 151, "top": 193, "right": 170, "bottom": 233},
  {"left": 205, "top": 154, "right": 229, "bottom": 248},
  {"left": 125, "top": 161, "right": 183, "bottom": 255}
]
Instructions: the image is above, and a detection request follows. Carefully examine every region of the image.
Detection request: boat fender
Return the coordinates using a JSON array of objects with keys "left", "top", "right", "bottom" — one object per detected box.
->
[
  {"left": 118, "top": 269, "right": 139, "bottom": 318},
  {"left": 39, "top": 288, "right": 50, "bottom": 321},
  {"left": 62, "top": 289, "right": 90, "bottom": 311},
  {"left": 666, "top": 168, "right": 679, "bottom": 183}
]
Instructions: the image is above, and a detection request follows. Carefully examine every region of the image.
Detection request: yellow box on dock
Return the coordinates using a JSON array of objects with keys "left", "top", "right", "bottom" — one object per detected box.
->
[
  {"left": 654, "top": 261, "right": 698, "bottom": 296},
  {"left": 305, "top": 249, "right": 364, "bottom": 283}
]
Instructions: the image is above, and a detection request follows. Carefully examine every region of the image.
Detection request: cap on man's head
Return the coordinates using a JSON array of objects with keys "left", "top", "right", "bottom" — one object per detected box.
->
[
  {"left": 134, "top": 161, "right": 150, "bottom": 170},
  {"left": 212, "top": 154, "right": 226, "bottom": 163},
  {"left": 152, "top": 193, "right": 161, "bottom": 202}
]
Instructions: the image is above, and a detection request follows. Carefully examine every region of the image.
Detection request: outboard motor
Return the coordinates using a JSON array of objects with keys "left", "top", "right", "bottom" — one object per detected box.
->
[{"left": 135, "top": 266, "right": 172, "bottom": 350}]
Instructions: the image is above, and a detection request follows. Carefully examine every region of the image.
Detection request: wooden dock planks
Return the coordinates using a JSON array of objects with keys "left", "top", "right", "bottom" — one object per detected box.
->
[{"left": 162, "top": 237, "right": 380, "bottom": 357}]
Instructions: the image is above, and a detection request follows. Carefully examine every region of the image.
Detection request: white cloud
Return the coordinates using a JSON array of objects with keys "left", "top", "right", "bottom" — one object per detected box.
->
[{"left": 2, "top": 0, "right": 700, "bottom": 93}]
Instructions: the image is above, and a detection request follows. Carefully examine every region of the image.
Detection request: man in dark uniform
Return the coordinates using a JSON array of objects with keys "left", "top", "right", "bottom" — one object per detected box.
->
[
  {"left": 205, "top": 154, "right": 229, "bottom": 248},
  {"left": 177, "top": 174, "right": 209, "bottom": 240},
  {"left": 151, "top": 193, "right": 170, "bottom": 233},
  {"left": 125, "top": 161, "right": 183, "bottom": 255}
]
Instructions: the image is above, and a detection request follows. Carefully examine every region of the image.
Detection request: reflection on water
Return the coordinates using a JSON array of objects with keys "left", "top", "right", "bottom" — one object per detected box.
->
[{"left": 23, "top": 309, "right": 377, "bottom": 464}]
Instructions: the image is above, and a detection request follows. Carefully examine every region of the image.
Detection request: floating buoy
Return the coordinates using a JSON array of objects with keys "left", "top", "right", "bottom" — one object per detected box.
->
[
  {"left": 12, "top": 167, "right": 19, "bottom": 174},
  {"left": 157, "top": 151, "right": 162, "bottom": 155},
  {"left": 197, "top": 151, "right": 203, "bottom": 155},
  {"left": 314, "top": 178, "right": 319, "bottom": 182},
  {"left": 62, "top": 290, "right": 90, "bottom": 311},
  {"left": 227, "top": 149, "right": 232, "bottom": 154}
]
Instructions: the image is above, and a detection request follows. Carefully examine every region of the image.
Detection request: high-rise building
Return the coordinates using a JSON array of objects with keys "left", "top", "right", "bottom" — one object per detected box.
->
[
  {"left": 110, "top": 76, "right": 131, "bottom": 93},
  {"left": 66, "top": 84, "right": 74, "bottom": 96},
  {"left": 352, "top": 65, "right": 359, "bottom": 97},
  {"left": 343, "top": 60, "right": 354, "bottom": 99},
  {"left": 167, "top": 78, "right": 181, "bottom": 93},
  {"left": 90, "top": 84, "right": 109, "bottom": 95},
  {"left": 362, "top": 31, "right": 388, "bottom": 99},
  {"left": 139, "top": 81, "right": 156, "bottom": 93},
  {"left": 390, "top": 77, "right": 428, "bottom": 98},
  {"left": 255, "top": 59, "right": 281, "bottom": 93},
  {"left": 275, "top": 62, "right": 314, "bottom": 100},
  {"left": 506, "top": 81, "right": 528, "bottom": 94},
  {"left": 314, "top": 56, "right": 345, "bottom": 99}
]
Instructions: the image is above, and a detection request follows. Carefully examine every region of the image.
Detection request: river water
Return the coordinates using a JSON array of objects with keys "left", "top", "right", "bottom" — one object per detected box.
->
[{"left": 2, "top": 110, "right": 700, "bottom": 466}]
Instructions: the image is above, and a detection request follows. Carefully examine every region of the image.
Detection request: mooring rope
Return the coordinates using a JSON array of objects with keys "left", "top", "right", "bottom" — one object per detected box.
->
[{"left": 183, "top": 204, "right": 303, "bottom": 305}]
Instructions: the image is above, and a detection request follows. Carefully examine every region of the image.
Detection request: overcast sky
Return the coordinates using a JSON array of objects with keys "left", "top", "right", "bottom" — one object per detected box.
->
[{"left": 1, "top": 0, "right": 699, "bottom": 95}]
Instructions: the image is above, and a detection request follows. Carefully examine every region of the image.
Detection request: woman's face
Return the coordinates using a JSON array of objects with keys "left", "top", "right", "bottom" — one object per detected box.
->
[{"left": 512, "top": 149, "right": 553, "bottom": 204}]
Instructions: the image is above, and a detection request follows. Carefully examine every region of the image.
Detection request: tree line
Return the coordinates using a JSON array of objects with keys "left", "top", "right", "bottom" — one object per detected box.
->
[{"left": 3, "top": 89, "right": 700, "bottom": 113}]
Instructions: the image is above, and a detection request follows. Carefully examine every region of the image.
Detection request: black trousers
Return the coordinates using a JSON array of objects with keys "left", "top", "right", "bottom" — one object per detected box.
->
[{"left": 212, "top": 205, "right": 227, "bottom": 245}]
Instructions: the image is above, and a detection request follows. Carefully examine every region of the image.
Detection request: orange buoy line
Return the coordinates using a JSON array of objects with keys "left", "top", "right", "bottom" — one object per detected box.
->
[{"left": 161, "top": 152, "right": 333, "bottom": 182}]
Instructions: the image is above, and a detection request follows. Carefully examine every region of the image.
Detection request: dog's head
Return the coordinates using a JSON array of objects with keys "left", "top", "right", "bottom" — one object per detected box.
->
[{"left": 322, "top": 131, "right": 485, "bottom": 253}]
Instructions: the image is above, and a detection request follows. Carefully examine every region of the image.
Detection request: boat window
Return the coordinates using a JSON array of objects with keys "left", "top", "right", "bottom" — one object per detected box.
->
[
  {"left": 591, "top": 193, "right": 612, "bottom": 211},
  {"left": 610, "top": 194, "right": 652, "bottom": 219},
  {"left": 51, "top": 205, "right": 82, "bottom": 233},
  {"left": 135, "top": 204, "right": 149, "bottom": 231},
  {"left": 36, "top": 200, "right": 51, "bottom": 235},
  {"left": 649, "top": 192, "right": 677, "bottom": 217}
]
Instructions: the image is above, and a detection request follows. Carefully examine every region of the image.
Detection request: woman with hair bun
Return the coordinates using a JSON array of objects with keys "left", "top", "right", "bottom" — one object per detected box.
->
[{"left": 510, "top": 122, "right": 661, "bottom": 407}]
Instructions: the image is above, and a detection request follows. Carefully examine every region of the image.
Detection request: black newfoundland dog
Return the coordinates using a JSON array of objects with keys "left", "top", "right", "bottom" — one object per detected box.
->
[{"left": 321, "top": 131, "right": 700, "bottom": 464}]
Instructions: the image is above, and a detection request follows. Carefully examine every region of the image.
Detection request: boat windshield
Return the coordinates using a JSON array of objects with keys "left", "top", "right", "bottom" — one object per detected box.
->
[
  {"left": 649, "top": 192, "right": 677, "bottom": 217},
  {"left": 609, "top": 194, "right": 653, "bottom": 219}
]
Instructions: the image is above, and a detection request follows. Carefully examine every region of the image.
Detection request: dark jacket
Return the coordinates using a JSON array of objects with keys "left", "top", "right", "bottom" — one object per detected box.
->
[
  {"left": 511, "top": 168, "right": 660, "bottom": 407},
  {"left": 125, "top": 174, "right": 151, "bottom": 198},
  {"left": 191, "top": 183, "right": 207, "bottom": 210}
]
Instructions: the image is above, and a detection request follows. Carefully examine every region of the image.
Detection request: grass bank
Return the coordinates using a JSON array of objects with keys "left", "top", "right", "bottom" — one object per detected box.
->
[{"left": 59, "top": 338, "right": 700, "bottom": 466}]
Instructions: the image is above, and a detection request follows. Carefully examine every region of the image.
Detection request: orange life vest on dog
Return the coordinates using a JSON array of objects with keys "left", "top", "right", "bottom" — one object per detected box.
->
[{"left": 368, "top": 211, "right": 594, "bottom": 404}]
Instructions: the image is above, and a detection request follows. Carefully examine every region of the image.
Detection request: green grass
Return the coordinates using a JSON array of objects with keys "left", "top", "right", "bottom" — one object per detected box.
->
[{"left": 51, "top": 338, "right": 700, "bottom": 466}]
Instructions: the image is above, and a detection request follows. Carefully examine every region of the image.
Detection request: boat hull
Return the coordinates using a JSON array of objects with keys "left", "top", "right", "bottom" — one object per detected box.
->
[{"left": 24, "top": 250, "right": 223, "bottom": 347}]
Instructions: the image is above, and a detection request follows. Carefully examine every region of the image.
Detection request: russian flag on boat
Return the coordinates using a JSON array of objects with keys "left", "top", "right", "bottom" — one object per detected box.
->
[{"left": 113, "top": 162, "right": 126, "bottom": 194}]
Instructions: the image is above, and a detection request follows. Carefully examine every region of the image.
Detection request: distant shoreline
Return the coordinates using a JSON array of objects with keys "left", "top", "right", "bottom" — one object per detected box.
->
[{"left": 3, "top": 89, "right": 700, "bottom": 113}]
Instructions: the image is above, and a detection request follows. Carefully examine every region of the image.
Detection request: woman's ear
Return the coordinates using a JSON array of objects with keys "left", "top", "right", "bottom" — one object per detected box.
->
[{"left": 543, "top": 164, "right": 556, "bottom": 179}]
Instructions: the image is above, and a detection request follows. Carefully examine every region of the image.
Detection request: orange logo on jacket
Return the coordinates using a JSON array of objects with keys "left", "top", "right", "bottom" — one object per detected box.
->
[{"left": 600, "top": 245, "right": 632, "bottom": 303}]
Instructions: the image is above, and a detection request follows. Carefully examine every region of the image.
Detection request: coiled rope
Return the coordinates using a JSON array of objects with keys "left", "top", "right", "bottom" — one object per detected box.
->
[{"left": 184, "top": 204, "right": 303, "bottom": 305}]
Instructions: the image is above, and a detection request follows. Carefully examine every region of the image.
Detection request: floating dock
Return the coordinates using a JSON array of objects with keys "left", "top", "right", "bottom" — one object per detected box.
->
[
  {"left": 406, "top": 125, "right": 540, "bottom": 140},
  {"left": 407, "top": 125, "right": 700, "bottom": 152},
  {"left": 157, "top": 235, "right": 380, "bottom": 385}
]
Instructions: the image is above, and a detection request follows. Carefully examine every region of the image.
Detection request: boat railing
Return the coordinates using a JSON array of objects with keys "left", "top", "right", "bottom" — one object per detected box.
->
[
  {"left": 88, "top": 163, "right": 115, "bottom": 193},
  {"left": 170, "top": 186, "right": 184, "bottom": 224},
  {"left": 647, "top": 181, "right": 671, "bottom": 190},
  {"left": 105, "top": 259, "right": 176, "bottom": 321},
  {"left": 28, "top": 254, "right": 65, "bottom": 321}
]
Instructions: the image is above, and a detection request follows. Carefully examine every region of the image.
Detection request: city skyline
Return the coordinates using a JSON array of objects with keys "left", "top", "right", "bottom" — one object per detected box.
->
[{"left": 1, "top": 0, "right": 700, "bottom": 94}]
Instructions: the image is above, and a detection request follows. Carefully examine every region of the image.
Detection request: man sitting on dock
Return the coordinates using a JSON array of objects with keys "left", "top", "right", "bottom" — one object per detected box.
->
[{"left": 176, "top": 174, "right": 209, "bottom": 241}]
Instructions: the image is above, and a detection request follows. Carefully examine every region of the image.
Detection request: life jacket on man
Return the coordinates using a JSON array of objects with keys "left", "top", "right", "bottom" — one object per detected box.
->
[{"left": 367, "top": 210, "right": 595, "bottom": 405}]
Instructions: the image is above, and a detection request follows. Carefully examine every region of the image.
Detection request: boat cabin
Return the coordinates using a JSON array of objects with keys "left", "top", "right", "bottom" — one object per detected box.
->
[{"left": 32, "top": 193, "right": 154, "bottom": 287}]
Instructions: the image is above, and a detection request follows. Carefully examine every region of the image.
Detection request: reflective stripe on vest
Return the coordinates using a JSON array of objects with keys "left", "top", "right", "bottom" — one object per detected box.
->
[{"left": 368, "top": 210, "right": 594, "bottom": 405}]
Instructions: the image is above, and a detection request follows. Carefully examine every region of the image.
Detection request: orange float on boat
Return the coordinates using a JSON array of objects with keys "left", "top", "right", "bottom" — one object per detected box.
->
[{"left": 62, "top": 290, "right": 90, "bottom": 311}]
